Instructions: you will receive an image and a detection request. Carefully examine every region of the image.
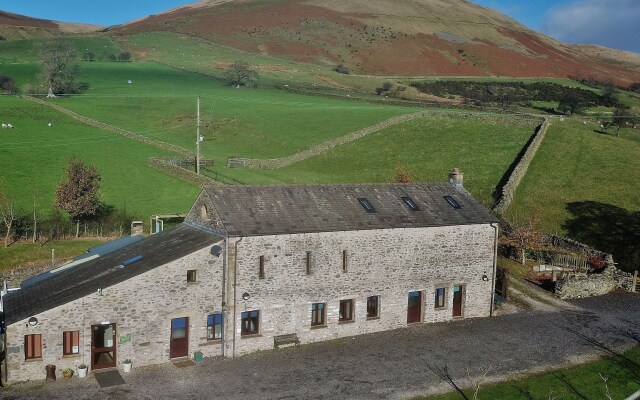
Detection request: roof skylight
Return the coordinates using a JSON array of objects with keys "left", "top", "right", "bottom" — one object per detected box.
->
[
  {"left": 357, "top": 198, "right": 376, "bottom": 213},
  {"left": 443, "top": 196, "right": 462, "bottom": 209},
  {"left": 401, "top": 196, "right": 420, "bottom": 211}
]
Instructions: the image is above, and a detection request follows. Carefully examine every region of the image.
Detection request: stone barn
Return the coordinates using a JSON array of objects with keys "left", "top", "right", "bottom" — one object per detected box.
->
[{"left": 0, "top": 178, "right": 498, "bottom": 383}]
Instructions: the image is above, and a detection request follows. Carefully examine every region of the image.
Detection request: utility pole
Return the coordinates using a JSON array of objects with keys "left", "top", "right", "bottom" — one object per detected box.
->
[{"left": 196, "top": 96, "right": 201, "bottom": 175}]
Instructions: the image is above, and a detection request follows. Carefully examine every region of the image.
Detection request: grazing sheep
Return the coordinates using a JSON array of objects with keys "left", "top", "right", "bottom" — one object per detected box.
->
[
  {"left": 48, "top": 123, "right": 52, "bottom": 128},
  {"left": 1, "top": 124, "right": 6, "bottom": 129},
  {"left": 7, "top": 124, "right": 13, "bottom": 129}
]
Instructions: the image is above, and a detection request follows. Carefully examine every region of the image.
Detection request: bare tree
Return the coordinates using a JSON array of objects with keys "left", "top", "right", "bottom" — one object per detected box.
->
[
  {"left": 394, "top": 164, "right": 415, "bottom": 183},
  {"left": 507, "top": 216, "right": 544, "bottom": 265},
  {"left": 0, "top": 190, "right": 17, "bottom": 247},
  {"left": 224, "top": 61, "right": 258, "bottom": 87}
]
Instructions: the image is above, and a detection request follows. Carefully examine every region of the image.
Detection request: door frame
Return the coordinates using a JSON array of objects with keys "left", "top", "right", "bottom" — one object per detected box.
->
[
  {"left": 452, "top": 285, "right": 465, "bottom": 318},
  {"left": 91, "top": 323, "right": 117, "bottom": 370},
  {"left": 407, "top": 290, "right": 422, "bottom": 324},
  {"left": 170, "top": 317, "right": 190, "bottom": 359}
]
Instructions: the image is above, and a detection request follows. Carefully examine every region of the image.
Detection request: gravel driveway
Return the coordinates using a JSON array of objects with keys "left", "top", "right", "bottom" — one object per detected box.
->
[{"left": 3, "top": 292, "right": 640, "bottom": 400}]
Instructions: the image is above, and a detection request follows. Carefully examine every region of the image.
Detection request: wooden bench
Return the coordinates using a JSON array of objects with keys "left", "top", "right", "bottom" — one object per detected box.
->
[{"left": 274, "top": 333, "right": 300, "bottom": 349}]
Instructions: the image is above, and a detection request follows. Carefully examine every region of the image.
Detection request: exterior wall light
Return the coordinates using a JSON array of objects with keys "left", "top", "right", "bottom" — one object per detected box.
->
[
  {"left": 482, "top": 274, "right": 489, "bottom": 282},
  {"left": 242, "top": 292, "right": 250, "bottom": 300}
]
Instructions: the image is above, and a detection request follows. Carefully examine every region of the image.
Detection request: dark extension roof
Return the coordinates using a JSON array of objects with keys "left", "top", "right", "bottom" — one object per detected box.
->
[
  {"left": 3, "top": 223, "right": 222, "bottom": 326},
  {"left": 203, "top": 183, "right": 497, "bottom": 237}
]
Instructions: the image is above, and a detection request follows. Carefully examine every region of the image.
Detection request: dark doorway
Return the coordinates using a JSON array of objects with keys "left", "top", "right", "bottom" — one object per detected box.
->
[
  {"left": 407, "top": 291, "right": 422, "bottom": 323},
  {"left": 91, "top": 323, "right": 117, "bottom": 370},
  {"left": 170, "top": 317, "right": 189, "bottom": 359},
  {"left": 453, "top": 285, "right": 465, "bottom": 317}
]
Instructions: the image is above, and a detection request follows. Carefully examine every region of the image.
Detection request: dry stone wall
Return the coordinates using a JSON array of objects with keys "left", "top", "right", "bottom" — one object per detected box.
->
[
  {"left": 243, "top": 112, "right": 538, "bottom": 169},
  {"left": 493, "top": 118, "right": 549, "bottom": 214}
]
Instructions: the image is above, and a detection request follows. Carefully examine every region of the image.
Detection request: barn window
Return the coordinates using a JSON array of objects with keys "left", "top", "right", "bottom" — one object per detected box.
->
[
  {"left": 311, "top": 303, "right": 326, "bottom": 326},
  {"left": 259, "top": 256, "right": 265, "bottom": 279},
  {"left": 444, "top": 195, "right": 462, "bottom": 209},
  {"left": 435, "top": 288, "right": 446, "bottom": 309},
  {"left": 357, "top": 198, "right": 376, "bottom": 213},
  {"left": 306, "top": 251, "right": 312, "bottom": 275},
  {"left": 207, "top": 314, "right": 222, "bottom": 340},
  {"left": 187, "top": 269, "right": 197, "bottom": 283},
  {"left": 402, "top": 196, "right": 420, "bottom": 211},
  {"left": 342, "top": 250, "right": 348, "bottom": 272},
  {"left": 367, "top": 295, "right": 380, "bottom": 319},
  {"left": 241, "top": 310, "right": 260, "bottom": 336},
  {"left": 25, "top": 334, "right": 42, "bottom": 360},
  {"left": 63, "top": 331, "right": 80, "bottom": 356},
  {"left": 339, "top": 299, "right": 354, "bottom": 322}
]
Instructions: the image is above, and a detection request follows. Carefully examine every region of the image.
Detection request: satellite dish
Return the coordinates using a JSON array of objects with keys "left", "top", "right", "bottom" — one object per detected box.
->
[{"left": 210, "top": 245, "right": 223, "bottom": 257}]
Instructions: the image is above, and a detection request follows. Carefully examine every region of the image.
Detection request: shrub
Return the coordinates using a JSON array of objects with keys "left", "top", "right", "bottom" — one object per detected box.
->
[{"left": 334, "top": 64, "right": 350, "bottom": 74}]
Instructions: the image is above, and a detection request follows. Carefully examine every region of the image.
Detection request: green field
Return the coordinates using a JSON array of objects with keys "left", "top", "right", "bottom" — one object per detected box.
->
[
  {"left": 0, "top": 96, "right": 200, "bottom": 216},
  {"left": 421, "top": 346, "right": 640, "bottom": 400}
]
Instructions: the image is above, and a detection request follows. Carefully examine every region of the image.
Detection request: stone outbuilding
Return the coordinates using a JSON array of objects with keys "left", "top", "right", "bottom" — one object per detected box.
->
[{"left": 0, "top": 180, "right": 498, "bottom": 383}]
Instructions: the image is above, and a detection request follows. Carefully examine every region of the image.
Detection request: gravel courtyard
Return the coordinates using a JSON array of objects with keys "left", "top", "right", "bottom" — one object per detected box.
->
[{"left": 3, "top": 292, "right": 640, "bottom": 400}]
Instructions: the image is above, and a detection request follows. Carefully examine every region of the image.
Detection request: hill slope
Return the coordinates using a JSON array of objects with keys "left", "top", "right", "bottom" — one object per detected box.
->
[
  {"left": 0, "top": 10, "right": 101, "bottom": 40},
  {"left": 114, "top": 0, "right": 640, "bottom": 85}
]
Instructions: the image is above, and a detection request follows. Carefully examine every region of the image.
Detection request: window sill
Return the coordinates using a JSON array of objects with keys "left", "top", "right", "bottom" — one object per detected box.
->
[
  {"left": 407, "top": 321, "right": 422, "bottom": 326},
  {"left": 366, "top": 316, "right": 380, "bottom": 321},
  {"left": 25, "top": 358, "right": 43, "bottom": 363},
  {"left": 310, "top": 324, "right": 327, "bottom": 330},
  {"left": 240, "top": 333, "right": 261, "bottom": 339},
  {"left": 434, "top": 307, "right": 448, "bottom": 312},
  {"left": 338, "top": 320, "right": 355, "bottom": 325},
  {"left": 200, "top": 339, "right": 221, "bottom": 347},
  {"left": 63, "top": 354, "right": 81, "bottom": 359}
]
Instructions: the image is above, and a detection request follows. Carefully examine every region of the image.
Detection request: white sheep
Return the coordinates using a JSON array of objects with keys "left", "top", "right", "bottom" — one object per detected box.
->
[
  {"left": 7, "top": 124, "right": 13, "bottom": 129},
  {"left": 1, "top": 124, "right": 6, "bottom": 129},
  {"left": 48, "top": 123, "right": 52, "bottom": 128}
]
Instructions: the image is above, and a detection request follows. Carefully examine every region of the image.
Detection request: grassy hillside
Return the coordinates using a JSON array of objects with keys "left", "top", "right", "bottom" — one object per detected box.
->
[
  {"left": 0, "top": 96, "right": 200, "bottom": 216},
  {"left": 507, "top": 118, "right": 640, "bottom": 271}
]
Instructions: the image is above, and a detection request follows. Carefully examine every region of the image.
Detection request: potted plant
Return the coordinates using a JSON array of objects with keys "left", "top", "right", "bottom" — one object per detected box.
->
[
  {"left": 77, "top": 363, "right": 88, "bottom": 378},
  {"left": 123, "top": 359, "right": 132, "bottom": 373},
  {"left": 62, "top": 367, "right": 74, "bottom": 380},
  {"left": 193, "top": 350, "right": 204, "bottom": 362}
]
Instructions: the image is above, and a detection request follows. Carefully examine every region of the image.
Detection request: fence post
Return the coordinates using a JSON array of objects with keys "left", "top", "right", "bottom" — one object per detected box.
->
[{"left": 633, "top": 270, "right": 638, "bottom": 293}]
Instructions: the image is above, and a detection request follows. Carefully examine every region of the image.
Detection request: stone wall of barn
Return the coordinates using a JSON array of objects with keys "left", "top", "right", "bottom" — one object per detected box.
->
[
  {"left": 5, "top": 243, "right": 224, "bottom": 383},
  {"left": 225, "top": 223, "right": 496, "bottom": 357}
]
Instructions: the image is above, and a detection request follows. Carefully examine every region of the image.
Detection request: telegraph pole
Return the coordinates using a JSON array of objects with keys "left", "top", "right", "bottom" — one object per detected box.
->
[{"left": 196, "top": 96, "right": 201, "bottom": 175}]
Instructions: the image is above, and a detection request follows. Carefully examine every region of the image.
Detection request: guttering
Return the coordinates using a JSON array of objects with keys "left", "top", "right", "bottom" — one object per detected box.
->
[
  {"left": 220, "top": 236, "right": 228, "bottom": 358},
  {"left": 232, "top": 236, "right": 243, "bottom": 358},
  {"left": 489, "top": 222, "right": 499, "bottom": 316}
]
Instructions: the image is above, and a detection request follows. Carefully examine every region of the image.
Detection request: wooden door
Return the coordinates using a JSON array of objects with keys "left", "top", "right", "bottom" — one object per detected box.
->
[
  {"left": 170, "top": 317, "right": 189, "bottom": 359},
  {"left": 91, "top": 323, "right": 117, "bottom": 370},
  {"left": 453, "top": 285, "right": 465, "bottom": 317},
  {"left": 407, "top": 291, "right": 422, "bottom": 323}
]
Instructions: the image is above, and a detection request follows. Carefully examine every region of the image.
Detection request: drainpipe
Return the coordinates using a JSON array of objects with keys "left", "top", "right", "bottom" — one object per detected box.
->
[
  {"left": 232, "top": 237, "right": 243, "bottom": 358},
  {"left": 220, "top": 236, "right": 228, "bottom": 358},
  {"left": 489, "top": 222, "right": 499, "bottom": 316}
]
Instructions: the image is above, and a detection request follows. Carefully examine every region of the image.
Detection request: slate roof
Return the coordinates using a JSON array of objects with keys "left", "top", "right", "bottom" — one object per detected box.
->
[
  {"left": 203, "top": 183, "right": 497, "bottom": 237},
  {"left": 3, "top": 223, "right": 222, "bottom": 326}
]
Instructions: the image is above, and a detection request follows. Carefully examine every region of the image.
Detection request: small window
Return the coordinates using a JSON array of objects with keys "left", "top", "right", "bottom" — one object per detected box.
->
[
  {"left": 25, "top": 334, "right": 42, "bottom": 360},
  {"left": 357, "top": 198, "right": 376, "bottom": 213},
  {"left": 241, "top": 310, "right": 260, "bottom": 336},
  {"left": 187, "top": 269, "right": 197, "bottom": 283},
  {"left": 207, "top": 313, "right": 223, "bottom": 340},
  {"left": 311, "top": 303, "right": 326, "bottom": 326},
  {"left": 63, "top": 331, "right": 80, "bottom": 356},
  {"left": 259, "top": 256, "right": 265, "bottom": 279},
  {"left": 342, "top": 250, "right": 348, "bottom": 272},
  {"left": 306, "top": 251, "right": 312, "bottom": 275},
  {"left": 444, "top": 195, "right": 462, "bottom": 209},
  {"left": 367, "top": 295, "right": 380, "bottom": 319},
  {"left": 401, "top": 196, "right": 420, "bottom": 211},
  {"left": 200, "top": 204, "right": 209, "bottom": 220},
  {"left": 339, "top": 299, "right": 354, "bottom": 322},
  {"left": 435, "top": 288, "right": 446, "bottom": 309}
]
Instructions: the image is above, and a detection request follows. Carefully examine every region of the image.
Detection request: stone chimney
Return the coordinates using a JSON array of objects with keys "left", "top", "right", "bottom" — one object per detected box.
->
[{"left": 448, "top": 168, "right": 464, "bottom": 190}]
